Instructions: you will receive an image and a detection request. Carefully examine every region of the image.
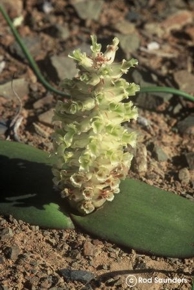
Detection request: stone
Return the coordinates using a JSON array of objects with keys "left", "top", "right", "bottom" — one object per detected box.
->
[
  {"left": 0, "top": 228, "right": 13, "bottom": 240},
  {"left": 152, "top": 145, "right": 168, "bottom": 162},
  {"left": 136, "top": 94, "right": 171, "bottom": 110},
  {"left": 58, "top": 268, "right": 95, "bottom": 283},
  {"left": 38, "top": 276, "right": 53, "bottom": 288},
  {"left": 33, "top": 123, "right": 50, "bottom": 138},
  {"left": 146, "top": 160, "right": 165, "bottom": 181},
  {"left": 173, "top": 70, "right": 194, "bottom": 94},
  {"left": 116, "top": 33, "right": 140, "bottom": 54},
  {"left": 185, "top": 152, "right": 194, "bottom": 170},
  {"left": 38, "top": 109, "right": 54, "bottom": 125},
  {"left": 9, "top": 36, "right": 41, "bottom": 60},
  {"left": 72, "top": 0, "right": 103, "bottom": 20},
  {"left": 42, "top": 1, "right": 53, "bottom": 14},
  {"left": 0, "top": 78, "right": 29, "bottom": 100},
  {"left": 69, "top": 42, "right": 91, "bottom": 56},
  {"left": 4, "top": 245, "right": 20, "bottom": 260},
  {"left": 0, "top": 60, "right": 6, "bottom": 74},
  {"left": 161, "top": 10, "right": 193, "bottom": 33},
  {"left": 177, "top": 115, "right": 194, "bottom": 135},
  {"left": 33, "top": 95, "right": 53, "bottom": 109},
  {"left": 46, "top": 55, "right": 77, "bottom": 82},
  {"left": 185, "top": 194, "right": 194, "bottom": 201},
  {"left": 0, "top": 0, "right": 23, "bottom": 18},
  {"left": 29, "top": 83, "right": 38, "bottom": 92},
  {"left": 126, "top": 10, "right": 140, "bottom": 22},
  {"left": 43, "top": 24, "right": 70, "bottom": 40},
  {"left": 144, "top": 22, "right": 164, "bottom": 38},
  {"left": 172, "top": 103, "right": 183, "bottom": 115},
  {"left": 131, "top": 70, "right": 153, "bottom": 86},
  {"left": 132, "top": 143, "right": 147, "bottom": 173},
  {"left": 83, "top": 241, "right": 95, "bottom": 257},
  {"left": 178, "top": 168, "right": 190, "bottom": 185},
  {"left": 132, "top": 70, "right": 172, "bottom": 110},
  {"left": 113, "top": 20, "right": 135, "bottom": 35},
  {"left": 53, "top": 24, "right": 70, "bottom": 40}
]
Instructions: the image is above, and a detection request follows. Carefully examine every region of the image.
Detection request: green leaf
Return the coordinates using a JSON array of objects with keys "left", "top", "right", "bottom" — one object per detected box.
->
[
  {"left": 0, "top": 140, "right": 74, "bottom": 229},
  {"left": 71, "top": 178, "right": 194, "bottom": 258},
  {"left": 1, "top": 140, "right": 194, "bottom": 258}
]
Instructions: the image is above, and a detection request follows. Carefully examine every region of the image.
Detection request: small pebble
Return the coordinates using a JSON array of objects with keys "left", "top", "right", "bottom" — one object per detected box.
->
[
  {"left": 33, "top": 122, "right": 50, "bottom": 138},
  {"left": 0, "top": 228, "right": 13, "bottom": 240},
  {"left": 0, "top": 78, "right": 29, "bottom": 100},
  {"left": 0, "top": 60, "right": 6, "bottom": 73},
  {"left": 83, "top": 241, "right": 95, "bottom": 257},
  {"left": 132, "top": 143, "right": 147, "bottom": 173},
  {"left": 47, "top": 55, "right": 77, "bottom": 82},
  {"left": 152, "top": 144, "right": 168, "bottom": 162},
  {"left": 178, "top": 168, "right": 190, "bottom": 185},
  {"left": 42, "top": 1, "right": 53, "bottom": 14},
  {"left": 161, "top": 10, "right": 193, "bottom": 34},
  {"left": 38, "top": 276, "right": 53, "bottom": 288},
  {"left": 185, "top": 194, "right": 194, "bottom": 201},
  {"left": 53, "top": 24, "right": 70, "bottom": 40},
  {"left": 177, "top": 115, "right": 194, "bottom": 135},
  {"left": 147, "top": 41, "right": 160, "bottom": 50},
  {"left": 72, "top": 0, "right": 103, "bottom": 20},
  {"left": 33, "top": 95, "right": 53, "bottom": 109},
  {"left": 9, "top": 36, "right": 41, "bottom": 60},
  {"left": 185, "top": 152, "right": 194, "bottom": 170},
  {"left": 4, "top": 245, "right": 20, "bottom": 259},
  {"left": 38, "top": 108, "right": 54, "bottom": 125},
  {"left": 58, "top": 268, "right": 95, "bottom": 283}
]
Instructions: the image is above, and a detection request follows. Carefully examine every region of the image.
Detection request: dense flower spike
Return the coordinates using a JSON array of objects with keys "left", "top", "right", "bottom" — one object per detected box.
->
[{"left": 52, "top": 36, "right": 139, "bottom": 214}]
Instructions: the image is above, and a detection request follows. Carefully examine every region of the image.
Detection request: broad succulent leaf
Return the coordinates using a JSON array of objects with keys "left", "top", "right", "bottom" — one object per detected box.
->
[
  {"left": 71, "top": 178, "right": 194, "bottom": 258},
  {"left": 0, "top": 140, "right": 74, "bottom": 229},
  {"left": 52, "top": 36, "right": 139, "bottom": 214},
  {"left": 1, "top": 140, "right": 193, "bottom": 258}
]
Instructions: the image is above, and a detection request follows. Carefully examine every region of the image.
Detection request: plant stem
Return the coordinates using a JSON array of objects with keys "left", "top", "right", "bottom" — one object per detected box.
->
[
  {"left": 0, "top": 4, "right": 70, "bottom": 98},
  {"left": 140, "top": 86, "right": 194, "bottom": 102}
]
